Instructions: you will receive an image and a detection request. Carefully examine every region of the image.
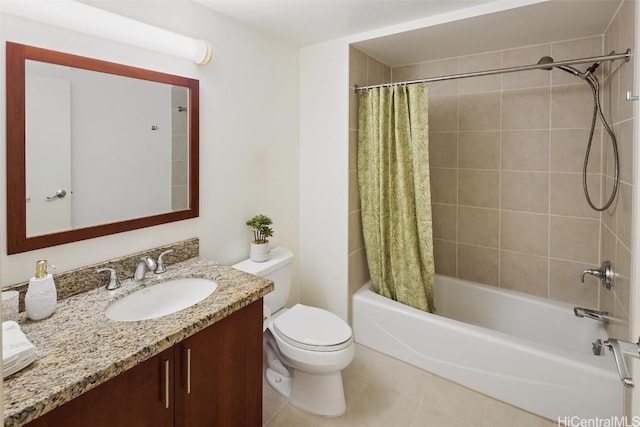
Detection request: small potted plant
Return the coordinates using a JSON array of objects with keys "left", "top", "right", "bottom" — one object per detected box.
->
[{"left": 246, "top": 214, "right": 273, "bottom": 262}]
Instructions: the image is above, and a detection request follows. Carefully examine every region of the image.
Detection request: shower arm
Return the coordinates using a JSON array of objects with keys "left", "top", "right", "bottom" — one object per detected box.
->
[
  {"left": 604, "top": 337, "right": 640, "bottom": 388},
  {"left": 355, "top": 50, "right": 631, "bottom": 91}
]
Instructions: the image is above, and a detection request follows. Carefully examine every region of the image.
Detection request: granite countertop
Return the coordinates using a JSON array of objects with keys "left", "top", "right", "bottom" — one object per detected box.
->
[{"left": 3, "top": 257, "right": 273, "bottom": 427}]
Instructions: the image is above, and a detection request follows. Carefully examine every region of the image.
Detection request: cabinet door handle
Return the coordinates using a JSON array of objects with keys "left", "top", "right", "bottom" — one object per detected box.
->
[
  {"left": 186, "top": 347, "right": 192, "bottom": 394},
  {"left": 163, "top": 359, "right": 170, "bottom": 409}
]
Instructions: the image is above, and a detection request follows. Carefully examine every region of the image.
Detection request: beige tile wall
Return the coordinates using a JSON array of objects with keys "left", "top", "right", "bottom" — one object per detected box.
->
[
  {"left": 601, "top": 0, "right": 636, "bottom": 346},
  {"left": 348, "top": 47, "right": 391, "bottom": 322},
  {"left": 389, "top": 32, "right": 635, "bottom": 310},
  {"left": 171, "top": 85, "right": 189, "bottom": 210}
]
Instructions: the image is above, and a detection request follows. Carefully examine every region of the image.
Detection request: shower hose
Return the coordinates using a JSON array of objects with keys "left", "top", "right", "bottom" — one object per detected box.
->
[{"left": 582, "top": 71, "right": 619, "bottom": 212}]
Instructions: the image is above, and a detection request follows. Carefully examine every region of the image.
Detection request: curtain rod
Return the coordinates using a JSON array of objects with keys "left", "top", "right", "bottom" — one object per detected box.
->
[{"left": 355, "top": 50, "right": 631, "bottom": 91}]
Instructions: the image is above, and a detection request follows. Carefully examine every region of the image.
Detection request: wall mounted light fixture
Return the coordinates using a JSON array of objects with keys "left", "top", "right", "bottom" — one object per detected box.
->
[{"left": 0, "top": 0, "right": 213, "bottom": 64}]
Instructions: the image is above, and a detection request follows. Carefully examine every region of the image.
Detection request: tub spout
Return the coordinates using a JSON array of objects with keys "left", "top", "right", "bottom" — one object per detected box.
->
[
  {"left": 604, "top": 338, "right": 639, "bottom": 388},
  {"left": 573, "top": 306, "right": 610, "bottom": 324}
]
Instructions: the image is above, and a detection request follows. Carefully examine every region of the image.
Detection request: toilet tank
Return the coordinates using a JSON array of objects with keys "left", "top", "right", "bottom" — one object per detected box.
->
[{"left": 232, "top": 247, "right": 293, "bottom": 313}]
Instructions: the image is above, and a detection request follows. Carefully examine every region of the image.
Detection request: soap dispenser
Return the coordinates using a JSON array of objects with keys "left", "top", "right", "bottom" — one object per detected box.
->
[{"left": 25, "top": 260, "right": 57, "bottom": 321}]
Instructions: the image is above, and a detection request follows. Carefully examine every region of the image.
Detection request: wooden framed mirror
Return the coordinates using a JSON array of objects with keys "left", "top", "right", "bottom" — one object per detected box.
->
[{"left": 6, "top": 42, "right": 199, "bottom": 254}]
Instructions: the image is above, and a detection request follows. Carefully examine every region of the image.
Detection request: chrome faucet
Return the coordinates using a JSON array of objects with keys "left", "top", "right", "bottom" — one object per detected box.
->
[
  {"left": 97, "top": 267, "right": 121, "bottom": 290},
  {"left": 134, "top": 257, "right": 157, "bottom": 282},
  {"left": 604, "top": 337, "right": 639, "bottom": 388},
  {"left": 581, "top": 260, "right": 614, "bottom": 290},
  {"left": 574, "top": 307, "right": 610, "bottom": 324},
  {"left": 154, "top": 249, "right": 174, "bottom": 274}
]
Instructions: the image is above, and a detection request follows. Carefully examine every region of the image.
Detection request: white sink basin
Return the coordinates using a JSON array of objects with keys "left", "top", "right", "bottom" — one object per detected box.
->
[{"left": 106, "top": 278, "right": 218, "bottom": 322}]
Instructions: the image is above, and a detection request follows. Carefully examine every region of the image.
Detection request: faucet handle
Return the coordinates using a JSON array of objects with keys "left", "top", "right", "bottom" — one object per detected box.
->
[
  {"left": 155, "top": 250, "right": 174, "bottom": 274},
  {"left": 581, "top": 260, "right": 614, "bottom": 290},
  {"left": 97, "top": 267, "right": 121, "bottom": 290}
]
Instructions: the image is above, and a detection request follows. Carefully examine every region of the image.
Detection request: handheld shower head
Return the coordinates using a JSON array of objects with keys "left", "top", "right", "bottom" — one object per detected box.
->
[
  {"left": 537, "top": 56, "right": 554, "bottom": 70},
  {"left": 536, "top": 55, "right": 582, "bottom": 76}
]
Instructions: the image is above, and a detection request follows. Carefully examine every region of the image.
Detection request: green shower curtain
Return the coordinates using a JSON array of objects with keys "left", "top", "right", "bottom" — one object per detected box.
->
[{"left": 357, "top": 83, "right": 435, "bottom": 313}]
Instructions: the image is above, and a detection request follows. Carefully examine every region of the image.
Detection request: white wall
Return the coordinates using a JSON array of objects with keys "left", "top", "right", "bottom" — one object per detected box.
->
[
  {"left": 0, "top": 2, "right": 300, "bottom": 300},
  {"left": 299, "top": 40, "right": 349, "bottom": 320}
]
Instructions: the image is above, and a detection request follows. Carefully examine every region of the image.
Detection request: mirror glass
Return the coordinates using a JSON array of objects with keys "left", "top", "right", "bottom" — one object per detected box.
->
[{"left": 7, "top": 42, "right": 200, "bottom": 254}]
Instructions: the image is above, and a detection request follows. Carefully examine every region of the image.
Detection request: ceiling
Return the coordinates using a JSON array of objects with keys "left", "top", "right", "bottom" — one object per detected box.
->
[
  {"left": 196, "top": 0, "right": 499, "bottom": 46},
  {"left": 354, "top": 1, "right": 622, "bottom": 66},
  {"left": 198, "top": 0, "right": 622, "bottom": 67}
]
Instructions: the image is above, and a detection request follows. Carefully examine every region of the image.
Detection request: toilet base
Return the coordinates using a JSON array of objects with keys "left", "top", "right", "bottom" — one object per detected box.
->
[
  {"left": 266, "top": 366, "right": 292, "bottom": 398},
  {"left": 266, "top": 366, "right": 347, "bottom": 417}
]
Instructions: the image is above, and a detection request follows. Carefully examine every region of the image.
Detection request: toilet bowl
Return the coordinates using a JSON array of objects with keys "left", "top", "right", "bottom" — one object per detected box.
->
[{"left": 232, "top": 248, "right": 354, "bottom": 416}]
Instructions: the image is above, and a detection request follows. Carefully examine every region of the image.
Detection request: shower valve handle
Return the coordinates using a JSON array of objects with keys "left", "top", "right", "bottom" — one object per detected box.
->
[{"left": 581, "top": 260, "right": 613, "bottom": 290}]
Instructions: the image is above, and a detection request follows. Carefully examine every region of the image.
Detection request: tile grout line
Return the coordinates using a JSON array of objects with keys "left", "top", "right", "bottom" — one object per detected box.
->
[
  {"left": 547, "top": 71, "right": 553, "bottom": 299},
  {"left": 497, "top": 51, "right": 503, "bottom": 290}
]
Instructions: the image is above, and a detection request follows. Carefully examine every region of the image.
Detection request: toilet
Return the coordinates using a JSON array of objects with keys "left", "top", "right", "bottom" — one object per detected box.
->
[{"left": 233, "top": 247, "right": 354, "bottom": 417}]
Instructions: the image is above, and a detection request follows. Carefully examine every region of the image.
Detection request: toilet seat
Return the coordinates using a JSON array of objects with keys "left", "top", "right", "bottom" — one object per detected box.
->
[{"left": 273, "top": 304, "right": 352, "bottom": 352}]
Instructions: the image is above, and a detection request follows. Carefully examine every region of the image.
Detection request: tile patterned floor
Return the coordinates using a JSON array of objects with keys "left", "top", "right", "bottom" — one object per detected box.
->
[{"left": 263, "top": 344, "right": 557, "bottom": 427}]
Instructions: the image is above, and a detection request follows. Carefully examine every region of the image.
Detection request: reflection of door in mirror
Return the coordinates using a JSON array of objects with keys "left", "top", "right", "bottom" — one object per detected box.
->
[
  {"left": 26, "top": 74, "right": 72, "bottom": 237},
  {"left": 24, "top": 61, "right": 189, "bottom": 236}
]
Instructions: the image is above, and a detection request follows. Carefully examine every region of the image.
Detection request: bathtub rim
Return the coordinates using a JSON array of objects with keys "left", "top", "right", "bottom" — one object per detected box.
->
[{"left": 354, "top": 277, "right": 616, "bottom": 374}]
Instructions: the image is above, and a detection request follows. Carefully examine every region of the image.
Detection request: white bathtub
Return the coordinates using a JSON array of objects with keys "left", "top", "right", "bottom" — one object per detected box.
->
[{"left": 352, "top": 274, "right": 622, "bottom": 421}]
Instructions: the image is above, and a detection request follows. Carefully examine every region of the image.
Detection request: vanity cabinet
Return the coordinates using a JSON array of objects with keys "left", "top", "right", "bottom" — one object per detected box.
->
[
  {"left": 25, "top": 347, "right": 175, "bottom": 427},
  {"left": 174, "top": 299, "right": 263, "bottom": 427},
  {"left": 25, "top": 300, "right": 262, "bottom": 427}
]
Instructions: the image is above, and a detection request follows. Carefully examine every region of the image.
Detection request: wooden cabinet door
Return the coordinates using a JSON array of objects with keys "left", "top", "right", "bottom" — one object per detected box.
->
[
  {"left": 26, "top": 347, "right": 174, "bottom": 427},
  {"left": 25, "top": 301, "right": 262, "bottom": 427},
  {"left": 175, "top": 299, "right": 263, "bottom": 427}
]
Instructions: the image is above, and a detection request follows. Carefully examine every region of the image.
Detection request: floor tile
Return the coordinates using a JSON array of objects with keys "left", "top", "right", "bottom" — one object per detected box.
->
[{"left": 263, "top": 344, "right": 554, "bottom": 427}]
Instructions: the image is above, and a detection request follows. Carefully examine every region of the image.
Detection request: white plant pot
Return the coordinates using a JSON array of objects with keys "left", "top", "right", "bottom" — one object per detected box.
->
[{"left": 250, "top": 242, "right": 270, "bottom": 262}]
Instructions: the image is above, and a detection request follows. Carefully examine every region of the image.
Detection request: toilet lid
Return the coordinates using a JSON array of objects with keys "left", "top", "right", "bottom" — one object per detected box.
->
[{"left": 273, "top": 304, "right": 352, "bottom": 351}]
